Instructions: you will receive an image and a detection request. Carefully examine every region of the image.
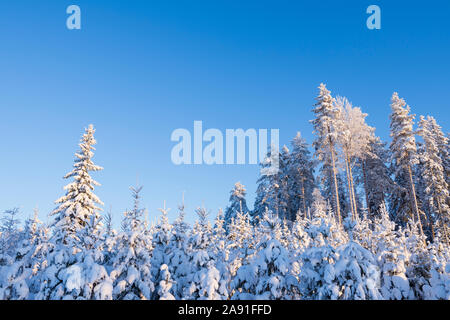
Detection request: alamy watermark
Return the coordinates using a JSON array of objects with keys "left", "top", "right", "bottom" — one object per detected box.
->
[
  {"left": 66, "top": 5, "right": 81, "bottom": 30},
  {"left": 367, "top": 5, "right": 381, "bottom": 30},
  {"left": 171, "top": 121, "right": 280, "bottom": 175}
]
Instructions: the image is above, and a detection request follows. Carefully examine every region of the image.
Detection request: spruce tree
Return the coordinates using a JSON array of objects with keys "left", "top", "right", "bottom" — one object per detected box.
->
[{"left": 50, "top": 124, "right": 104, "bottom": 246}]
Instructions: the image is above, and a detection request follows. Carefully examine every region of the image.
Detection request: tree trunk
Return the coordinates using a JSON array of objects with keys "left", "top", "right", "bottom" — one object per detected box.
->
[
  {"left": 407, "top": 164, "right": 425, "bottom": 239},
  {"left": 361, "top": 159, "right": 371, "bottom": 217},
  {"left": 344, "top": 155, "right": 355, "bottom": 221},
  {"left": 436, "top": 199, "right": 449, "bottom": 245},
  {"left": 329, "top": 143, "right": 341, "bottom": 225},
  {"left": 300, "top": 174, "right": 307, "bottom": 218},
  {"left": 348, "top": 159, "right": 358, "bottom": 221}
]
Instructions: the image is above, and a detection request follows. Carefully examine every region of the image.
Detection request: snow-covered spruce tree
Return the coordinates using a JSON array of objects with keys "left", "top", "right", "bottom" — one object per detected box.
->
[
  {"left": 0, "top": 208, "right": 22, "bottom": 258},
  {"left": 298, "top": 213, "right": 340, "bottom": 299},
  {"left": 156, "top": 264, "right": 175, "bottom": 300},
  {"left": 0, "top": 209, "right": 44, "bottom": 300},
  {"left": 309, "top": 189, "right": 347, "bottom": 248},
  {"left": 423, "top": 236, "right": 450, "bottom": 299},
  {"left": 351, "top": 211, "right": 374, "bottom": 252},
  {"left": 253, "top": 146, "right": 290, "bottom": 221},
  {"left": 311, "top": 83, "right": 342, "bottom": 225},
  {"left": 232, "top": 210, "right": 295, "bottom": 300},
  {"left": 417, "top": 116, "right": 449, "bottom": 243},
  {"left": 373, "top": 204, "right": 413, "bottom": 299},
  {"left": 151, "top": 202, "right": 174, "bottom": 300},
  {"left": 211, "top": 209, "right": 231, "bottom": 294},
  {"left": 226, "top": 209, "right": 256, "bottom": 294},
  {"left": 291, "top": 211, "right": 311, "bottom": 254},
  {"left": 50, "top": 124, "right": 104, "bottom": 246},
  {"left": 224, "top": 182, "right": 249, "bottom": 230},
  {"left": 334, "top": 96, "right": 375, "bottom": 222},
  {"left": 61, "top": 212, "right": 113, "bottom": 300},
  {"left": 286, "top": 132, "right": 316, "bottom": 220},
  {"left": 34, "top": 124, "right": 107, "bottom": 300},
  {"left": 167, "top": 199, "right": 190, "bottom": 299},
  {"left": 110, "top": 186, "right": 154, "bottom": 300},
  {"left": 310, "top": 188, "right": 328, "bottom": 219},
  {"left": 184, "top": 207, "right": 228, "bottom": 300},
  {"left": 289, "top": 211, "right": 311, "bottom": 294},
  {"left": 389, "top": 93, "right": 424, "bottom": 236},
  {"left": 426, "top": 117, "right": 450, "bottom": 194},
  {"left": 404, "top": 221, "right": 435, "bottom": 300},
  {"left": 333, "top": 218, "right": 382, "bottom": 300},
  {"left": 102, "top": 207, "right": 118, "bottom": 271}
]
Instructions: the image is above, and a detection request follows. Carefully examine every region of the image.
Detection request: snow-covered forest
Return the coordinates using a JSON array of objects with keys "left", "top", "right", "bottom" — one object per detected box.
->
[{"left": 0, "top": 83, "right": 449, "bottom": 300}]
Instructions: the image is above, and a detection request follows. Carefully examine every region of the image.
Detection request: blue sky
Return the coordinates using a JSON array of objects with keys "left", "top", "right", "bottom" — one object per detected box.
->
[{"left": 0, "top": 0, "right": 449, "bottom": 227}]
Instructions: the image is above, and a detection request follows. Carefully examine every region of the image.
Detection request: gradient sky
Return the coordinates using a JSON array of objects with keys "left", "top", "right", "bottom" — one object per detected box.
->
[{"left": 0, "top": 0, "right": 449, "bottom": 227}]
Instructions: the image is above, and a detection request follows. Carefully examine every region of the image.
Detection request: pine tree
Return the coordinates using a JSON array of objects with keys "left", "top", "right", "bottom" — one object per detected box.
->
[
  {"left": 311, "top": 83, "right": 342, "bottom": 225},
  {"left": 389, "top": 93, "right": 424, "bottom": 237},
  {"left": 417, "top": 116, "right": 450, "bottom": 243}
]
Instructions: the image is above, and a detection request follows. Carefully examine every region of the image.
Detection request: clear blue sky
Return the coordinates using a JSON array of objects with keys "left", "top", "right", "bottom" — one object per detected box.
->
[{"left": 0, "top": 0, "right": 449, "bottom": 227}]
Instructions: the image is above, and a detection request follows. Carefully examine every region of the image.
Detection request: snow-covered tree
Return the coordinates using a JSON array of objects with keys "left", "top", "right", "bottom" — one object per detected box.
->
[
  {"left": 50, "top": 124, "right": 104, "bottom": 246},
  {"left": 151, "top": 201, "right": 174, "bottom": 299},
  {"left": 0, "top": 209, "right": 42, "bottom": 300},
  {"left": 253, "top": 146, "right": 290, "bottom": 221},
  {"left": 334, "top": 219, "right": 382, "bottom": 300},
  {"left": 224, "top": 182, "right": 249, "bottom": 229},
  {"left": 286, "top": 132, "right": 316, "bottom": 220},
  {"left": 184, "top": 207, "right": 228, "bottom": 300},
  {"left": 417, "top": 115, "right": 449, "bottom": 243},
  {"left": 110, "top": 186, "right": 154, "bottom": 300},
  {"left": 373, "top": 205, "right": 413, "bottom": 299},
  {"left": 232, "top": 211, "right": 295, "bottom": 299},
  {"left": 311, "top": 83, "right": 342, "bottom": 225},
  {"left": 334, "top": 96, "right": 375, "bottom": 221},
  {"left": 167, "top": 199, "right": 190, "bottom": 299},
  {"left": 389, "top": 93, "right": 424, "bottom": 236},
  {"left": 156, "top": 264, "right": 175, "bottom": 300},
  {"left": 299, "top": 216, "right": 340, "bottom": 299},
  {"left": 0, "top": 208, "right": 22, "bottom": 257},
  {"left": 356, "top": 138, "right": 394, "bottom": 219}
]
